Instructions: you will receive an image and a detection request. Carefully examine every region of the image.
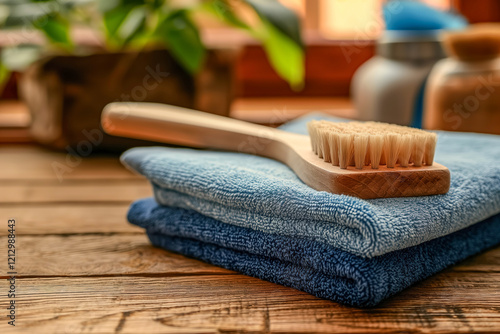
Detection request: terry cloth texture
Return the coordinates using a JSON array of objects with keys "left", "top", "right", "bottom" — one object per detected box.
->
[
  {"left": 121, "top": 114, "right": 500, "bottom": 258},
  {"left": 128, "top": 197, "right": 500, "bottom": 307}
]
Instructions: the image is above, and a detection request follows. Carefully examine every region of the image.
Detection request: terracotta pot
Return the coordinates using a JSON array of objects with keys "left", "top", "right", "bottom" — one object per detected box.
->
[{"left": 19, "top": 48, "right": 238, "bottom": 152}]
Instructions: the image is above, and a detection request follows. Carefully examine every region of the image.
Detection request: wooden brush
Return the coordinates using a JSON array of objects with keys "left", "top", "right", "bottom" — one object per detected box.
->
[{"left": 101, "top": 102, "right": 450, "bottom": 199}]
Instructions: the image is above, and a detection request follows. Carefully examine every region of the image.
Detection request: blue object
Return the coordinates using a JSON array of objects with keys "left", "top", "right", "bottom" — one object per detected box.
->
[
  {"left": 121, "top": 114, "right": 500, "bottom": 259},
  {"left": 410, "top": 79, "right": 426, "bottom": 128},
  {"left": 128, "top": 197, "right": 500, "bottom": 307},
  {"left": 384, "top": 1, "right": 467, "bottom": 31}
]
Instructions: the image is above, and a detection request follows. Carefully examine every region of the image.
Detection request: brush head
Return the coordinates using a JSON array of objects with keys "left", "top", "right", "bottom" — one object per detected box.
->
[
  {"left": 443, "top": 23, "right": 500, "bottom": 62},
  {"left": 307, "top": 121, "right": 437, "bottom": 170}
]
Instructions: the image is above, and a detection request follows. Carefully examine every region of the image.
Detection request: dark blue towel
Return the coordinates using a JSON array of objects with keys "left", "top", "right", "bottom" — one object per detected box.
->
[{"left": 128, "top": 198, "right": 500, "bottom": 307}]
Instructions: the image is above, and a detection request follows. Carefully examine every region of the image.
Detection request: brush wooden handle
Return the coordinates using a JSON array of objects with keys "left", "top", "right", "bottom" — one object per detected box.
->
[
  {"left": 101, "top": 102, "right": 302, "bottom": 156},
  {"left": 101, "top": 102, "right": 450, "bottom": 199}
]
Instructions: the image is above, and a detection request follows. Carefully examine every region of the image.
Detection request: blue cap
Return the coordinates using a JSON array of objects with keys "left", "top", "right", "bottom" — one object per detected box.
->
[{"left": 384, "top": 1, "right": 468, "bottom": 31}]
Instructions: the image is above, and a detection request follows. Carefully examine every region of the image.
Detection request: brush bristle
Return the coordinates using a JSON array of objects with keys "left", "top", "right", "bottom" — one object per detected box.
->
[{"left": 307, "top": 121, "right": 438, "bottom": 169}]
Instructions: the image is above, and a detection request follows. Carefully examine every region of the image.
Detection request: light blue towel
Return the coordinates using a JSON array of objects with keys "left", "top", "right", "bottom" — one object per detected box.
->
[{"left": 121, "top": 114, "right": 500, "bottom": 258}]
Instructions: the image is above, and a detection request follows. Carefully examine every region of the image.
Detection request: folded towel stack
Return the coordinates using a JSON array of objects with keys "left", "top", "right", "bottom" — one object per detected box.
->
[{"left": 122, "top": 114, "right": 500, "bottom": 307}]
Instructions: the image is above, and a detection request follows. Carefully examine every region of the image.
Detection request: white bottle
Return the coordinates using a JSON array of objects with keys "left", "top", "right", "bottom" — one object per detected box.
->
[{"left": 351, "top": 30, "right": 446, "bottom": 127}]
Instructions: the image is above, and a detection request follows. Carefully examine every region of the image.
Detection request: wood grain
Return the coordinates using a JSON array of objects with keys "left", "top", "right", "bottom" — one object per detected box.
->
[
  {"left": 0, "top": 234, "right": 231, "bottom": 278},
  {"left": 0, "top": 146, "right": 142, "bottom": 181},
  {"left": 0, "top": 180, "right": 151, "bottom": 204},
  {"left": 0, "top": 204, "right": 139, "bottom": 235},
  {"left": 1, "top": 271, "right": 500, "bottom": 334}
]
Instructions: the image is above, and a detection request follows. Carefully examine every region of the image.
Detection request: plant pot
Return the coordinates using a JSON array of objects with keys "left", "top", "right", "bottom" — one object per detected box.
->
[{"left": 19, "top": 48, "right": 238, "bottom": 152}]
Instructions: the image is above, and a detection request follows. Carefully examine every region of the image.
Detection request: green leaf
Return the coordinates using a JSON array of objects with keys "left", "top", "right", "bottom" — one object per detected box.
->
[
  {"left": 0, "top": 0, "right": 30, "bottom": 4},
  {"left": 0, "top": 5, "right": 9, "bottom": 26},
  {"left": 205, "top": 0, "right": 249, "bottom": 30},
  {"left": 1, "top": 45, "right": 41, "bottom": 71},
  {"left": 104, "top": 3, "right": 148, "bottom": 48},
  {"left": 104, "top": 5, "right": 133, "bottom": 40},
  {"left": 117, "top": 5, "right": 147, "bottom": 42},
  {"left": 260, "top": 19, "right": 304, "bottom": 89},
  {"left": 157, "top": 9, "right": 205, "bottom": 74},
  {"left": 2, "top": 2, "right": 53, "bottom": 28},
  {"left": 0, "top": 60, "right": 9, "bottom": 93},
  {"left": 243, "top": 0, "right": 303, "bottom": 49},
  {"left": 97, "top": 0, "right": 120, "bottom": 12},
  {"left": 36, "top": 15, "right": 73, "bottom": 50},
  {"left": 151, "top": 0, "right": 162, "bottom": 9},
  {"left": 121, "top": 0, "right": 146, "bottom": 6}
]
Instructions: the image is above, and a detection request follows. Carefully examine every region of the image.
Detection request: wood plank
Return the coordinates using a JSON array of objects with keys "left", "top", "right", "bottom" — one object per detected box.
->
[
  {"left": 1, "top": 273, "right": 499, "bottom": 334},
  {"left": 0, "top": 180, "right": 151, "bottom": 204},
  {"left": 0, "top": 204, "right": 140, "bottom": 235},
  {"left": 452, "top": 247, "right": 500, "bottom": 273},
  {"left": 0, "top": 100, "right": 30, "bottom": 127},
  {"left": 0, "top": 128, "right": 33, "bottom": 143},
  {"left": 0, "top": 146, "right": 142, "bottom": 181},
  {"left": 230, "top": 97, "right": 356, "bottom": 125},
  {"left": 0, "top": 234, "right": 231, "bottom": 277}
]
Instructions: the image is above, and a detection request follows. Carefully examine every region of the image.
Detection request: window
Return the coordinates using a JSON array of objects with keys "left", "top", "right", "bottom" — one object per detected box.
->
[{"left": 281, "top": 0, "right": 452, "bottom": 39}]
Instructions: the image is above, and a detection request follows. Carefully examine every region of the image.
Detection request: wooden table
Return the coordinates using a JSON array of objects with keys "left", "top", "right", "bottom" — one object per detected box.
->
[{"left": 1, "top": 145, "right": 500, "bottom": 333}]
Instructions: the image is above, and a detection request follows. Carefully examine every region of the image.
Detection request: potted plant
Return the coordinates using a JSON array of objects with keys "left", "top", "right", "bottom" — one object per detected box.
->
[{"left": 0, "top": 0, "right": 304, "bottom": 151}]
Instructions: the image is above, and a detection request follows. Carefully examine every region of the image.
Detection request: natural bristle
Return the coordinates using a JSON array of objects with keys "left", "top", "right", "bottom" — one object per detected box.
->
[{"left": 307, "top": 120, "right": 438, "bottom": 169}]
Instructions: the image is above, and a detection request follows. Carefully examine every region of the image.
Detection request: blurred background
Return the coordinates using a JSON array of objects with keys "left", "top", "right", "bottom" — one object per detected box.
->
[{"left": 0, "top": 0, "right": 499, "bottom": 149}]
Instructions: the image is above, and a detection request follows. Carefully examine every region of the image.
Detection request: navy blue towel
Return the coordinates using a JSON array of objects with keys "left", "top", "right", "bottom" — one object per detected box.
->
[{"left": 128, "top": 198, "right": 500, "bottom": 307}]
